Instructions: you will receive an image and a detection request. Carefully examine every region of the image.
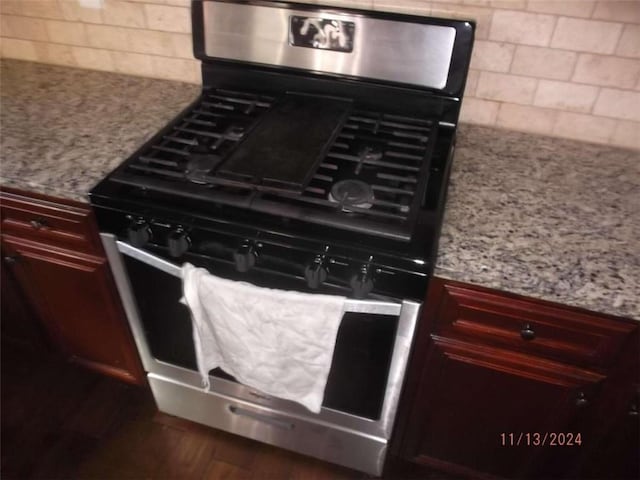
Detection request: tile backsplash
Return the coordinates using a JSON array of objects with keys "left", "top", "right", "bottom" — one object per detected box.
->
[{"left": 1, "top": 0, "right": 639, "bottom": 150}]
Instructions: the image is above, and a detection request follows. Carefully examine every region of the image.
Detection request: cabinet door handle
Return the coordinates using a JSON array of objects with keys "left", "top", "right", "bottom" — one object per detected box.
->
[
  {"left": 520, "top": 324, "right": 536, "bottom": 341},
  {"left": 629, "top": 403, "right": 638, "bottom": 417},
  {"left": 575, "top": 392, "right": 589, "bottom": 408},
  {"left": 29, "top": 217, "right": 48, "bottom": 230},
  {"left": 3, "top": 255, "right": 20, "bottom": 265}
]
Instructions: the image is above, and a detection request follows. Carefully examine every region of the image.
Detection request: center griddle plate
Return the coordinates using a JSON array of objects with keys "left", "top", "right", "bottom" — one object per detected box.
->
[{"left": 217, "top": 94, "right": 351, "bottom": 193}]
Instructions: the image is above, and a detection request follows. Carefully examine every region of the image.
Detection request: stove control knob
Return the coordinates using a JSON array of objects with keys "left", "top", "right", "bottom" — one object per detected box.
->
[
  {"left": 304, "top": 257, "right": 328, "bottom": 289},
  {"left": 233, "top": 241, "right": 256, "bottom": 272},
  {"left": 127, "top": 219, "right": 152, "bottom": 247},
  {"left": 350, "top": 267, "right": 374, "bottom": 299},
  {"left": 168, "top": 228, "right": 190, "bottom": 258}
]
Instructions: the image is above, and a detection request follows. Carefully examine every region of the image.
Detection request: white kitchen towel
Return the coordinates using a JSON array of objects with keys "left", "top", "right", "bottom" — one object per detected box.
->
[{"left": 181, "top": 263, "right": 346, "bottom": 413}]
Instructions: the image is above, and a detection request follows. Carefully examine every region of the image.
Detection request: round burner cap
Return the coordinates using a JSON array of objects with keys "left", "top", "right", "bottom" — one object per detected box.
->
[{"left": 329, "top": 180, "right": 374, "bottom": 210}]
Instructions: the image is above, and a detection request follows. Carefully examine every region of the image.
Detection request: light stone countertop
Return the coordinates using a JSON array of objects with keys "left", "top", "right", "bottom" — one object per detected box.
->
[
  {"left": 0, "top": 59, "right": 200, "bottom": 202},
  {"left": 436, "top": 125, "right": 639, "bottom": 320},
  {"left": 1, "top": 60, "right": 638, "bottom": 320}
]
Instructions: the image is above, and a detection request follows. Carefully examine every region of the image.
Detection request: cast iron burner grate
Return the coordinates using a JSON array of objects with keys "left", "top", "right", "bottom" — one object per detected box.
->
[{"left": 110, "top": 89, "right": 437, "bottom": 241}]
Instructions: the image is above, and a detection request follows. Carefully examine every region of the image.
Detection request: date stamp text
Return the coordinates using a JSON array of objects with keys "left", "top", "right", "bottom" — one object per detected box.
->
[{"left": 500, "top": 432, "right": 582, "bottom": 447}]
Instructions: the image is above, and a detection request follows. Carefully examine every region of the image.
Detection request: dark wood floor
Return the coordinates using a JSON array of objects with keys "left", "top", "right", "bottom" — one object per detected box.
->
[{"left": 1, "top": 343, "right": 444, "bottom": 480}]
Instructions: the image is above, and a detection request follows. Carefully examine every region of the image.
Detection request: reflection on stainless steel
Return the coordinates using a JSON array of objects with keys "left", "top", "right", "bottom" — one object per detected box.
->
[
  {"left": 202, "top": 2, "right": 456, "bottom": 89},
  {"left": 101, "top": 233, "right": 421, "bottom": 475},
  {"left": 290, "top": 16, "right": 355, "bottom": 52}
]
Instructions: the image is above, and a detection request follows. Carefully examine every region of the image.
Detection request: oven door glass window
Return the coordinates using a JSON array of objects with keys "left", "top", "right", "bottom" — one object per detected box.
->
[{"left": 124, "top": 254, "right": 398, "bottom": 421}]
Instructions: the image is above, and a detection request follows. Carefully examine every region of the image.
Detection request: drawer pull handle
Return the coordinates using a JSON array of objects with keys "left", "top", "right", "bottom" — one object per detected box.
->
[
  {"left": 228, "top": 405, "right": 295, "bottom": 430},
  {"left": 3, "top": 255, "right": 20, "bottom": 265},
  {"left": 575, "top": 392, "right": 589, "bottom": 408},
  {"left": 29, "top": 218, "right": 48, "bottom": 230},
  {"left": 520, "top": 324, "right": 536, "bottom": 341}
]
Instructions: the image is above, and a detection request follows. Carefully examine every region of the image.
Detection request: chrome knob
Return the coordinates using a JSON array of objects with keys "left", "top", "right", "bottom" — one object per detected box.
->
[
  {"left": 304, "top": 256, "right": 328, "bottom": 289},
  {"left": 233, "top": 241, "right": 256, "bottom": 272},
  {"left": 350, "top": 261, "right": 375, "bottom": 299},
  {"left": 168, "top": 228, "right": 190, "bottom": 258},
  {"left": 127, "top": 219, "right": 152, "bottom": 247}
]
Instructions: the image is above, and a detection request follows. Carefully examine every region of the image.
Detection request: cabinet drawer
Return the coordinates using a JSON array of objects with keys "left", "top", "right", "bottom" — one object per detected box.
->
[
  {"left": 430, "top": 280, "right": 637, "bottom": 369},
  {"left": 1, "top": 190, "right": 100, "bottom": 253}
]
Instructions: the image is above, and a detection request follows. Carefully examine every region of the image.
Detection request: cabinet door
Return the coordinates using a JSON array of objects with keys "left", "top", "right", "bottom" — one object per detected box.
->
[
  {"left": 401, "top": 336, "right": 605, "bottom": 479},
  {"left": 2, "top": 235, "right": 143, "bottom": 385},
  {"left": 0, "top": 250, "right": 47, "bottom": 351}
]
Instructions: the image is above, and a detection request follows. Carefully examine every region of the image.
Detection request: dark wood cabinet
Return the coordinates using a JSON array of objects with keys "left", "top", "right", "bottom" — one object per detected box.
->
[
  {"left": 0, "top": 188, "right": 143, "bottom": 385},
  {"left": 1, "top": 249, "right": 47, "bottom": 351},
  {"left": 394, "top": 278, "right": 638, "bottom": 480}
]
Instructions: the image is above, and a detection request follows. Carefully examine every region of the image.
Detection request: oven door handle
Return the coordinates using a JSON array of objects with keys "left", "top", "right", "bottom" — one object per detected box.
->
[{"left": 116, "top": 240, "right": 403, "bottom": 315}]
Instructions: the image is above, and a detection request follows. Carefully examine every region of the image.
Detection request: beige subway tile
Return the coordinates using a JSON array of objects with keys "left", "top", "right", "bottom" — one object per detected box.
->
[
  {"left": 86, "top": 24, "right": 130, "bottom": 51},
  {"left": 489, "top": 10, "right": 556, "bottom": 46},
  {"left": 573, "top": 54, "right": 640, "bottom": 89},
  {"left": 34, "top": 41, "right": 77, "bottom": 67},
  {"left": 373, "top": 0, "right": 432, "bottom": 15},
  {"left": 19, "top": 1, "right": 66, "bottom": 19},
  {"left": 616, "top": 25, "right": 640, "bottom": 59},
  {"left": 554, "top": 112, "right": 616, "bottom": 144},
  {"left": 72, "top": 46, "right": 114, "bottom": 71},
  {"left": 534, "top": 79, "right": 599, "bottom": 112},
  {"left": 459, "top": 97, "right": 500, "bottom": 125},
  {"left": 611, "top": 120, "right": 640, "bottom": 150},
  {"left": 131, "top": 29, "right": 177, "bottom": 56},
  {"left": 45, "top": 20, "right": 87, "bottom": 46},
  {"left": 59, "top": 0, "right": 103, "bottom": 23},
  {"left": 0, "top": 37, "right": 38, "bottom": 61},
  {"left": 0, "top": 2, "right": 24, "bottom": 16},
  {"left": 1, "top": 15, "right": 49, "bottom": 41},
  {"left": 526, "top": 0, "right": 596, "bottom": 18},
  {"left": 322, "top": 0, "right": 374, "bottom": 8},
  {"left": 469, "top": 40, "right": 514, "bottom": 72},
  {"left": 171, "top": 33, "right": 193, "bottom": 59},
  {"left": 476, "top": 71, "right": 537, "bottom": 104},
  {"left": 164, "top": 0, "right": 192, "bottom": 6},
  {"left": 151, "top": 56, "right": 200, "bottom": 83},
  {"left": 431, "top": 3, "right": 492, "bottom": 39},
  {"left": 490, "top": 1, "right": 527, "bottom": 9},
  {"left": 144, "top": 4, "right": 190, "bottom": 33},
  {"left": 464, "top": 68, "right": 480, "bottom": 96},
  {"left": 462, "top": 0, "right": 490, "bottom": 6},
  {"left": 550, "top": 18, "right": 622, "bottom": 54},
  {"left": 510, "top": 45, "right": 577, "bottom": 80},
  {"left": 102, "top": 0, "right": 146, "bottom": 28},
  {"left": 126, "top": 29, "right": 176, "bottom": 56},
  {"left": 592, "top": 1, "right": 640, "bottom": 24},
  {"left": 496, "top": 103, "right": 558, "bottom": 134},
  {"left": 593, "top": 88, "right": 640, "bottom": 122},
  {"left": 111, "top": 50, "right": 155, "bottom": 77}
]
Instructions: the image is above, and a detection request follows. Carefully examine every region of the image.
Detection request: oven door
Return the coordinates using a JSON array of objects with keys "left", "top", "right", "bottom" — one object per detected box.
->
[{"left": 100, "top": 233, "right": 420, "bottom": 441}]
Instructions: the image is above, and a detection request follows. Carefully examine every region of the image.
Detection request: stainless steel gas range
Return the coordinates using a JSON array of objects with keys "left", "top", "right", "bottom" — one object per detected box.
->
[{"left": 89, "top": 1, "right": 474, "bottom": 475}]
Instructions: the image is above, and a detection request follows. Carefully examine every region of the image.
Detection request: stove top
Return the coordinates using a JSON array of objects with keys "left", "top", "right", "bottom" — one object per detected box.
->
[{"left": 103, "top": 88, "right": 438, "bottom": 242}]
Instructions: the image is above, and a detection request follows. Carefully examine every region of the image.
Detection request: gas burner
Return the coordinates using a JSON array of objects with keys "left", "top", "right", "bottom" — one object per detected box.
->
[
  {"left": 328, "top": 179, "right": 374, "bottom": 210},
  {"left": 185, "top": 150, "right": 222, "bottom": 184}
]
